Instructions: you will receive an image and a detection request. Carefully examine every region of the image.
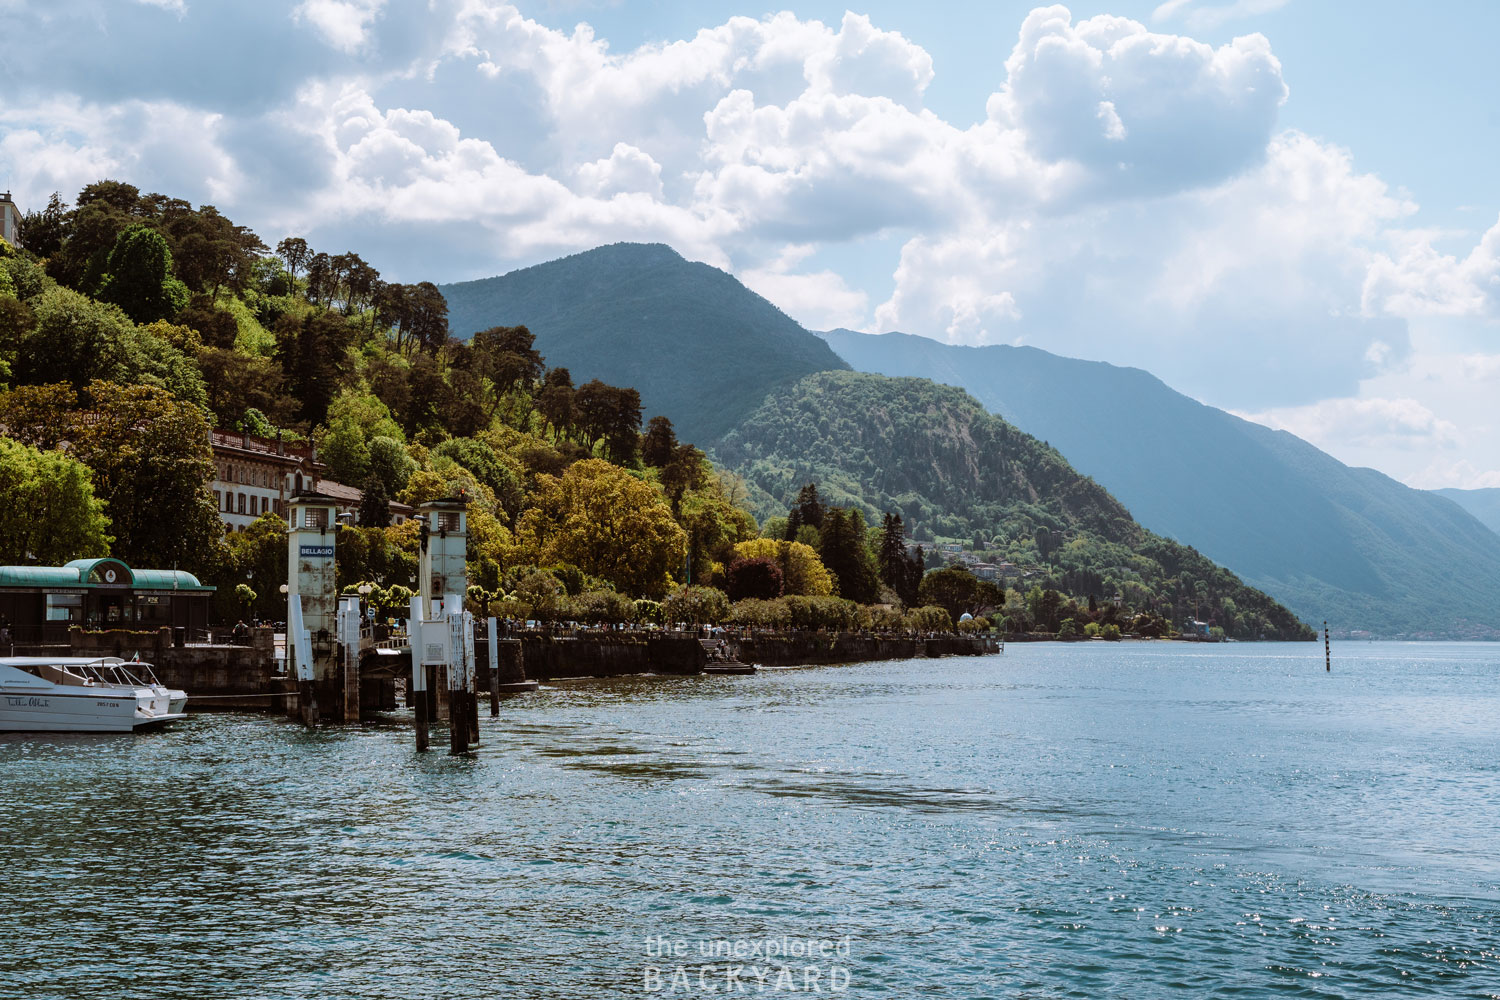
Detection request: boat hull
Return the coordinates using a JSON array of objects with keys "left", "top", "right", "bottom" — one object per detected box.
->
[
  {"left": 0, "top": 690, "right": 181, "bottom": 732},
  {"left": 0, "top": 659, "right": 189, "bottom": 732}
]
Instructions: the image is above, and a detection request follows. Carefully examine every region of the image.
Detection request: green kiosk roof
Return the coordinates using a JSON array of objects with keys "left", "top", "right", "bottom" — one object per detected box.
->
[{"left": 0, "top": 558, "right": 213, "bottom": 592}]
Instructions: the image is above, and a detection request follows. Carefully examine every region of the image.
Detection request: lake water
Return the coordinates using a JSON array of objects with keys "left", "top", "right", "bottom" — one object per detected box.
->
[{"left": 3, "top": 642, "right": 1498, "bottom": 998}]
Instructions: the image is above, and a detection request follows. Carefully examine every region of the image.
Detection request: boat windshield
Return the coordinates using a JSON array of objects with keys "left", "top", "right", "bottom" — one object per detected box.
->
[
  {"left": 7, "top": 659, "right": 154, "bottom": 687},
  {"left": 75, "top": 660, "right": 157, "bottom": 687}
]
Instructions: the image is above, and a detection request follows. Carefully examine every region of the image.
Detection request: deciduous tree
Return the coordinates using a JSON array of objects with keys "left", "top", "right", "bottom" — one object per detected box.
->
[
  {"left": 0, "top": 437, "right": 111, "bottom": 565},
  {"left": 516, "top": 459, "right": 686, "bottom": 598}
]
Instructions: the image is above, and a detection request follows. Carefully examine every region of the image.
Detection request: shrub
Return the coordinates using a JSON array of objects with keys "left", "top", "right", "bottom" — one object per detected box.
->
[
  {"left": 1101, "top": 624, "right": 1122, "bottom": 641},
  {"left": 724, "top": 556, "right": 784, "bottom": 601},
  {"left": 907, "top": 605, "right": 953, "bottom": 632},
  {"left": 727, "top": 598, "right": 791, "bottom": 629},
  {"left": 1083, "top": 622, "right": 1102, "bottom": 638},
  {"left": 573, "top": 589, "right": 634, "bottom": 624},
  {"left": 663, "top": 585, "right": 730, "bottom": 626}
]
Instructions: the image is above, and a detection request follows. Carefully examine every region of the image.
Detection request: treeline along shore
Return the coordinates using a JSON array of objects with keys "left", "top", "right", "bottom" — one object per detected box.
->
[
  {"left": 1, "top": 179, "right": 1313, "bottom": 672},
  {"left": 37, "top": 621, "right": 1000, "bottom": 709}
]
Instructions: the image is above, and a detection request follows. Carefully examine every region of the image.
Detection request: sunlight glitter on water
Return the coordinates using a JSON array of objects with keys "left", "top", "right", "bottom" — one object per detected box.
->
[{"left": 2, "top": 641, "right": 1497, "bottom": 998}]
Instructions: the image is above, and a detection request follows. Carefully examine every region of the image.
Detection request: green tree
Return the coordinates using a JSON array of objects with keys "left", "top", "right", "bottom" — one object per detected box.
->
[
  {"left": 14, "top": 285, "right": 131, "bottom": 387},
  {"left": 276, "top": 236, "right": 310, "bottom": 288},
  {"left": 214, "top": 513, "right": 289, "bottom": 620},
  {"left": 275, "top": 310, "right": 354, "bottom": 425},
  {"left": 432, "top": 437, "right": 523, "bottom": 521},
  {"left": 368, "top": 435, "right": 418, "bottom": 498},
  {"left": 791, "top": 483, "right": 825, "bottom": 531},
  {"left": 17, "top": 192, "right": 69, "bottom": 259},
  {"left": 641, "top": 415, "right": 678, "bottom": 467},
  {"left": 97, "top": 224, "right": 189, "bottom": 324},
  {"left": 467, "top": 325, "right": 543, "bottom": 401},
  {"left": 358, "top": 474, "right": 391, "bottom": 528},
  {"left": 663, "top": 585, "right": 729, "bottom": 625},
  {"left": 536, "top": 367, "right": 575, "bottom": 439},
  {"left": 818, "top": 506, "right": 880, "bottom": 603},
  {"left": 233, "top": 584, "right": 257, "bottom": 617},
  {"left": 678, "top": 487, "right": 757, "bottom": 583},
  {"left": 46, "top": 181, "right": 142, "bottom": 293},
  {"left": 70, "top": 381, "right": 222, "bottom": 575},
  {"left": 196, "top": 347, "right": 297, "bottom": 429},
  {"left": 0, "top": 437, "right": 111, "bottom": 564},
  {"left": 919, "top": 567, "right": 1003, "bottom": 622},
  {"left": 516, "top": 459, "right": 687, "bottom": 598},
  {"left": 732, "top": 538, "right": 835, "bottom": 596},
  {"left": 907, "top": 605, "right": 953, "bottom": 632}
]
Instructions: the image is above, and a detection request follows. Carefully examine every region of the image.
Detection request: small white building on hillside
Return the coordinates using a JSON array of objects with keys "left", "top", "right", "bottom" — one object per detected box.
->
[{"left": 0, "top": 191, "right": 20, "bottom": 248}]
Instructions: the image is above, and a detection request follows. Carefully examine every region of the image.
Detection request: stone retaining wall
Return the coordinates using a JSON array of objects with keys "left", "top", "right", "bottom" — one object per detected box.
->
[{"left": 733, "top": 632, "right": 995, "bottom": 666}]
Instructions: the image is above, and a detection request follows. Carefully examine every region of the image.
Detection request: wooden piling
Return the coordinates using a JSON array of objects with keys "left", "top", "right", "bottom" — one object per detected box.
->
[
  {"left": 412, "top": 688, "right": 430, "bottom": 752},
  {"left": 299, "top": 679, "right": 318, "bottom": 728},
  {"left": 1324, "top": 621, "right": 1331, "bottom": 672}
]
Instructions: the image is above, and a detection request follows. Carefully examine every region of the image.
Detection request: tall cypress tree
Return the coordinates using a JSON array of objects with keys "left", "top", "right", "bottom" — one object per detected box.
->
[
  {"left": 793, "top": 482, "right": 825, "bottom": 530},
  {"left": 818, "top": 507, "right": 880, "bottom": 604}
]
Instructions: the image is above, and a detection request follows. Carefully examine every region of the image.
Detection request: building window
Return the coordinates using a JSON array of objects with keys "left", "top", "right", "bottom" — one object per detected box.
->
[
  {"left": 214, "top": 490, "right": 221, "bottom": 510},
  {"left": 304, "top": 506, "right": 328, "bottom": 528},
  {"left": 437, "top": 511, "right": 461, "bottom": 531},
  {"left": 260, "top": 496, "right": 269, "bottom": 514},
  {"left": 45, "top": 594, "right": 83, "bottom": 622},
  {"left": 237, "top": 493, "right": 246, "bottom": 514}
]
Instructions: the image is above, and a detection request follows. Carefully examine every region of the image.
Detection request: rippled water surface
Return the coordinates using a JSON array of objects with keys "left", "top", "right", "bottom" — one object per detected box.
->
[{"left": 3, "top": 642, "right": 1499, "bottom": 998}]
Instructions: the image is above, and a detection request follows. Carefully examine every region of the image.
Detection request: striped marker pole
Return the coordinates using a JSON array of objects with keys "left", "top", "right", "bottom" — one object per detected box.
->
[{"left": 1324, "top": 621, "right": 1330, "bottom": 672}]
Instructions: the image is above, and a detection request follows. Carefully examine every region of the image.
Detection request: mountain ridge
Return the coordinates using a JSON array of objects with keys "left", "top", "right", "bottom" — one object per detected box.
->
[
  {"left": 1433, "top": 487, "right": 1500, "bottom": 537},
  {"left": 440, "top": 243, "right": 848, "bottom": 442},
  {"left": 819, "top": 328, "right": 1500, "bottom": 638}
]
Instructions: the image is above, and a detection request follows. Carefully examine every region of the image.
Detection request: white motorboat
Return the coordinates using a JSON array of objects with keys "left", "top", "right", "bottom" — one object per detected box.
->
[{"left": 0, "top": 656, "right": 189, "bottom": 732}]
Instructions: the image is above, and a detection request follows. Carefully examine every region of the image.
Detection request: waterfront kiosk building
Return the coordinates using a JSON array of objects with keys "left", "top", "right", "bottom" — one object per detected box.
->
[{"left": 0, "top": 558, "right": 214, "bottom": 643}]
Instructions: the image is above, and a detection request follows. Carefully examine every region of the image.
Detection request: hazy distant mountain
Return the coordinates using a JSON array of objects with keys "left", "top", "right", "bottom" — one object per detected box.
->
[
  {"left": 440, "top": 243, "right": 847, "bottom": 442},
  {"left": 716, "top": 370, "right": 1312, "bottom": 640},
  {"left": 820, "top": 329, "right": 1500, "bottom": 639},
  {"left": 1433, "top": 488, "right": 1500, "bottom": 537}
]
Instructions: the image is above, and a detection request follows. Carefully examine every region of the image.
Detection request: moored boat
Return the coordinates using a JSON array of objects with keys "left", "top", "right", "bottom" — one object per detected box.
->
[{"left": 0, "top": 657, "right": 189, "bottom": 732}]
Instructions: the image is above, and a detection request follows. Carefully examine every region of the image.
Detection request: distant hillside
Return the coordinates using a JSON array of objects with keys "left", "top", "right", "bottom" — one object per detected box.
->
[
  {"left": 1433, "top": 488, "right": 1500, "bottom": 537},
  {"left": 820, "top": 329, "right": 1500, "bottom": 638},
  {"left": 715, "top": 371, "right": 1313, "bottom": 641},
  {"left": 440, "top": 243, "right": 847, "bottom": 442}
]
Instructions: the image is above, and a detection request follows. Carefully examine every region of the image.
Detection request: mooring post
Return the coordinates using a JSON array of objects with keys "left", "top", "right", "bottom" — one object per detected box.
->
[
  {"left": 447, "top": 606, "right": 468, "bottom": 755},
  {"left": 408, "top": 596, "right": 429, "bottom": 752},
  {"left": 1324, "top": 621, "right": 1331, "bottom": 672},
  {"left": 340, "top": 597, "right": 361, "bottom": 724},
  {"left": 463, "top": 610, "right": 479, "bottom": 746},
  {"left": 489, "top": 617, "right": 501, "bottom": 719}
]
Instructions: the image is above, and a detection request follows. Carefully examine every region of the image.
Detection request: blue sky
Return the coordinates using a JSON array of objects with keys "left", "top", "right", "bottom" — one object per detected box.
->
[{"left": 2, "top": 0, "right": 1497, "bottom": 489}]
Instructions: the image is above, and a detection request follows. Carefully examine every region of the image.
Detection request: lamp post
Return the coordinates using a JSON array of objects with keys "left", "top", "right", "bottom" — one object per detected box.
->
[{"left": 358, "top": 582, "right": 373, "bottom": 625}]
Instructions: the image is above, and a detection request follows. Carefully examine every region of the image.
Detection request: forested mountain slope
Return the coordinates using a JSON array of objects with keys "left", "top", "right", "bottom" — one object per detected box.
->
[
  {"left": 820, "top": 329, "right": 1500, "bottom": 638},
  {"left": 714, "top": 371, "right": 1313, "bottom": 640}
]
